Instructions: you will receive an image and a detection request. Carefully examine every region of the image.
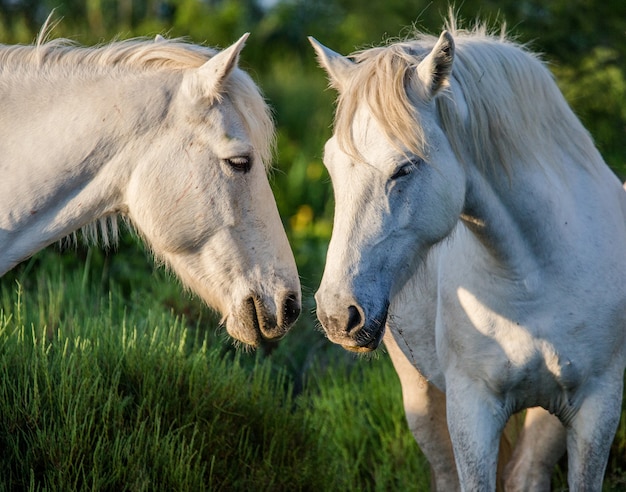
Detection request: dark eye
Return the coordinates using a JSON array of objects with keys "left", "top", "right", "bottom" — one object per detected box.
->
[
  {"left": 390, "top": 158, "right": 422, "bottom": 180},
  {"left": 224, "top": 156, "right": 252, "bottom": 173}
]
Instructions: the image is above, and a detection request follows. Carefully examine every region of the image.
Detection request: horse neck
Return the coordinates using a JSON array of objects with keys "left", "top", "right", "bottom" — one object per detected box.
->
[
  {"left": 461, "top": 161, "right": 574, "bottom": 277},
  {"left": 0, "top": 69, "right": 173, "bottom": 275},
  {"left": 461, "top": 153, "right": 624, "bottom": 281}
]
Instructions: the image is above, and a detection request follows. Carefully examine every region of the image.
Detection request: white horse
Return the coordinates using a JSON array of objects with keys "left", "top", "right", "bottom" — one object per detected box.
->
[
  {"left": 310, "top": 19, "right": 626, "bottom": 491},
  {"left": 0, "top": 28, "right": 301, "bottom": 347}
]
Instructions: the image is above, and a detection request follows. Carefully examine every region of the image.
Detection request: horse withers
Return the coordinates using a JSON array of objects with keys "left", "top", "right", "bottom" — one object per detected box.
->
[
  {"left": 0, "top": 27, "right": 300, "bottom": 347},
  {"left": 311, "top": 19, "right": 626, "bottom": 491}
]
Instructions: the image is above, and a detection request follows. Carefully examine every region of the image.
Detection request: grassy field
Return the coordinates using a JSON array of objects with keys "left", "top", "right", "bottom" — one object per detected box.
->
[
  {"left": 0, "top": 244, "right": 624, "bottom": 491},
  {"left": 0, "top": 245, "right": 431, "bottom": 491}
]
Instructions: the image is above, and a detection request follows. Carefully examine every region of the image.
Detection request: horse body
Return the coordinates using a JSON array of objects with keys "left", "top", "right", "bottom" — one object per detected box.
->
[
  {"left": 0, "top": 32, "right": 301, "bottom": 347},
  {"left": 311, "top": 21, "right": 626, "bottom": 490}
]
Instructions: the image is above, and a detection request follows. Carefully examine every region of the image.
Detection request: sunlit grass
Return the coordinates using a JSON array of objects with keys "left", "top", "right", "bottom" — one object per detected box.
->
[{"left": 0, "top": 257, "right": 430, "bottom": 491}]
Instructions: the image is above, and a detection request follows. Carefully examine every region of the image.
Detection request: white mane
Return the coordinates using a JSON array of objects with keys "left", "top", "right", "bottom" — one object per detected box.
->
[
  {"left": 0, "top": 33, "right": 274, "bottom": 170},
  {"left": 334, "top": 19, "right": 602, "bottom": 175}
]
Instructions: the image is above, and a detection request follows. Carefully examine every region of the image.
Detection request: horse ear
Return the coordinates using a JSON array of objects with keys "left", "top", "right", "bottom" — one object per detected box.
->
[
  {"left": 308, "top": 36, "right": 354, "bottom": 92},
  {"left": 183, "top": 33, "right": 249, "bottom": 102},
  {"left": 416, "top": 31, "right": 455, "bottom": 98}
]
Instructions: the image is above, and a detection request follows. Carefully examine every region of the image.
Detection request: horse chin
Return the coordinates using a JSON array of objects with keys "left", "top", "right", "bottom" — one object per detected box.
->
[
  {"left": 225, "top": 319, "right": 262, "bottom": 348},
  {"left": 338, "top": 325, "right": 386, "bottom": 353},
  {"left": 341, "top": 343, "right": 378, "bottom": 353}
]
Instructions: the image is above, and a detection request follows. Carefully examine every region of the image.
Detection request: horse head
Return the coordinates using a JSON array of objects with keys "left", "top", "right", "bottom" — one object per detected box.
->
[
  {"left": 126, "top": 35, "right": 301, "bottom": 347},
  {"left": 310, "top": 32, "right": 465, "bottom": 352}
]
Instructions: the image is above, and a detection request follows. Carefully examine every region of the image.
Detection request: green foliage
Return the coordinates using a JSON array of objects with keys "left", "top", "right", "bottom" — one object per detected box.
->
[
  {"left": 553, "top": 47, "right": 626, "bottom": 173},
  {"left": 0, "top": 267, "right": 322, "bottom": 490}
]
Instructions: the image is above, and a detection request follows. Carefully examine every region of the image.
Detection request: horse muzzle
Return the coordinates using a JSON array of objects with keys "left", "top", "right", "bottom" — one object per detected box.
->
[
  {"left": 228, "top": 291, "right": 301, "bottom": 347},
  {"left": 315, "top": 298, "right": 389, "bottom": 353}
]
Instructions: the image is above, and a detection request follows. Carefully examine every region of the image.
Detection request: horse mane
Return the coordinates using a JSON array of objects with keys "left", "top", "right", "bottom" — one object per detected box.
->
[
  {"left": 0, "top": 31, "right": 274, "bottom": 172},
  {"left": 334, "top": 17, "right": 602, "bottom": 175}
]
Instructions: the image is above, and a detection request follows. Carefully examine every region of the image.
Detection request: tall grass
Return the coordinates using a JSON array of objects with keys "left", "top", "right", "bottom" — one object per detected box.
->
[
  {"left": 0, "top": 271, "right": 323, "bottom": 490},
  {"left": 0, "top": 251, "right": 431, "bottom": 491}
]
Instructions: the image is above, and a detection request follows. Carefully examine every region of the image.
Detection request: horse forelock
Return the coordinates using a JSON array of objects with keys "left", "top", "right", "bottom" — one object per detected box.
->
[
  {"left": 335, "top": 19, "right": 601, "bottom": 175},
  {"left": 0, "top": 35, "right": 275, "bottom": 171},
  {"left": 334, "top": 43, "right": 431, "bottom": 162}
]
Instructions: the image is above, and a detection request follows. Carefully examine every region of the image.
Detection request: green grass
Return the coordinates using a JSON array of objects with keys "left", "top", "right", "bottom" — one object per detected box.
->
[
  {"left": 0, "top": 249, "right": 431, "bottom": 491},
  {"left": 0, "top": 277, "right": 324, "bottom": 490},
  {"left": 0, "top": 248, "right": 624, "bottom": 491}
]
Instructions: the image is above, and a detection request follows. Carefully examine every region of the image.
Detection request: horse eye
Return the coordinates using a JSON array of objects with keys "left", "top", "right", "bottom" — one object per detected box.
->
[
  {"left": 390, "top": 159, "right": 421, "bottom": 180},
  {"left": 225, "top": 156, "right": 252, "bottom": 173}
]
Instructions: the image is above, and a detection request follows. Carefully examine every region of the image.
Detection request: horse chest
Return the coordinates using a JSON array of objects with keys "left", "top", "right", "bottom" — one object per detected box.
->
[{"left": 437, "top": 287, "right": 587, "bottom": 411}]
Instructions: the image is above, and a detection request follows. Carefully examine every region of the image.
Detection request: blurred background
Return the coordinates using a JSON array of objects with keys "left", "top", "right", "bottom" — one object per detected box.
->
[{"left": 1, "top": 0, "right": 625, "bottom": 378}]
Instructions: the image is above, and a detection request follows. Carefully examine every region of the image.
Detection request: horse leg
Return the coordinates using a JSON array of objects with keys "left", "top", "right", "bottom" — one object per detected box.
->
[
  {"left": 565, "top": 373, "right": 623, "bottom": 490},
  {"left": 503, "top": 407, "right": 566, "bottom": 491},
  {"left": 445, "top": 376, "right": 507, "bottom": 491},
  {"left": 384, "top": 331, "right": 459, "bottom": 492}
]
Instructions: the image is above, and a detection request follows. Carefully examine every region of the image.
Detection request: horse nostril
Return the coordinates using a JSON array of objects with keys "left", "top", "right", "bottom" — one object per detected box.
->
[
  {"left": 282, "top": 292, "right": 301, "bottom": 327},
  {"left": 246, "top": 296, "right": 261, "bottom": 330},
  {"left": 346, "top": 305, "right": 363, "bottom": 334}
]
